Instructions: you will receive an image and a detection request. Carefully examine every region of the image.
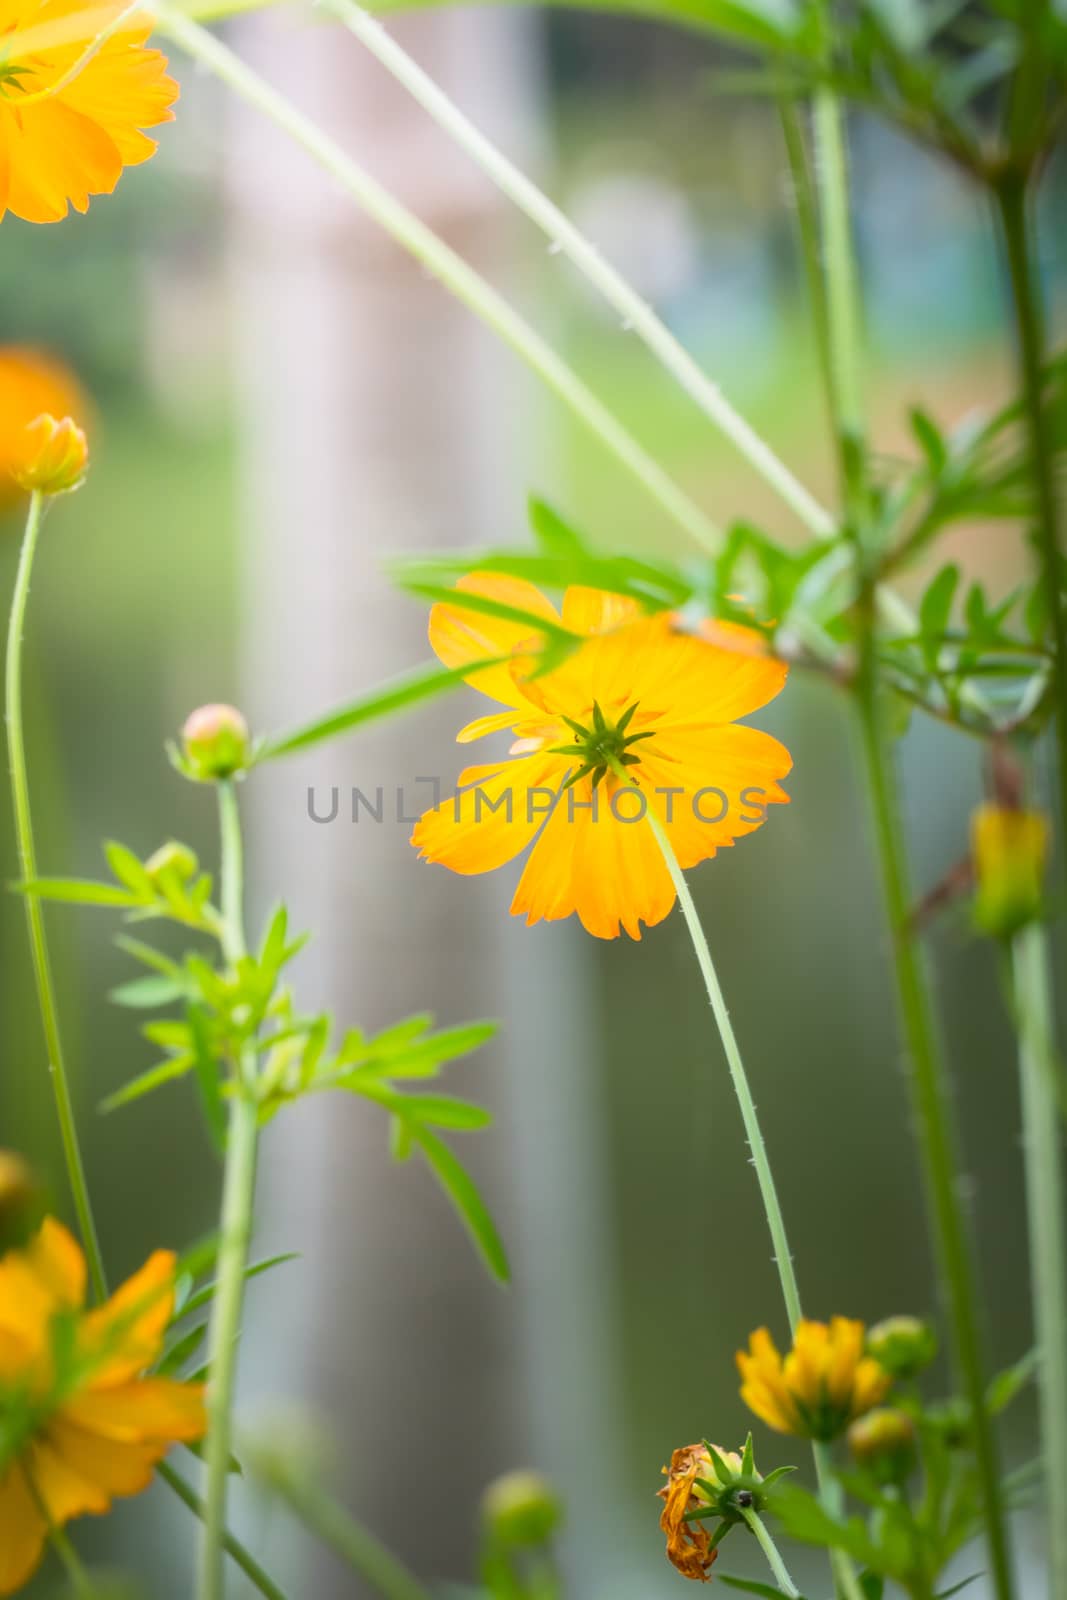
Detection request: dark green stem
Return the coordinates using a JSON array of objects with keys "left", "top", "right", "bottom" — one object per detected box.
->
[
  {"left": 854, "top": 606, "right": 1015, "bottom": 1600},
  {"left": 995, "top": 176, "right": 1067, "bottom": 875}
]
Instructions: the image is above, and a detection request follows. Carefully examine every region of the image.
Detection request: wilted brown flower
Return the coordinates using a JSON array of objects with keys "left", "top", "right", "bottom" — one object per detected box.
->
[{"left": 657, "top": 1443, "right": 726, "bottom": 1582}]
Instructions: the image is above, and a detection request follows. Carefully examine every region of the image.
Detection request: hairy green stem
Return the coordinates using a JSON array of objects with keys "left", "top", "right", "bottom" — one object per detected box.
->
[
  {"left": 854, "top": 623, "right": 1015, "bottom": 1600},
  {"left": 740, "top": 1506, "right": 800, "bottom": 1598},
  {"left": 811, "top": 82, "right": 865, "bottom": 507},
  {"left": 324, "top": 0, "right": 832, "bottom": 538},
  {"left": 996, "top": 178, "right": 1067, "bottom": 867},
  {"left": 5, "top": 490, "right": 106, "bottom": 1302},
  {"left": 1013, "top": 923, "right": 1067, "bottom": 1595},
  {"left": 153, "top": 6, "right": 721, "bottom": 557},
  {"left": 199, "top": 781, "right": 260, "bottom": 1600},
  {"left": 778, "top": 97, "right": 837, "bottom": 444}
]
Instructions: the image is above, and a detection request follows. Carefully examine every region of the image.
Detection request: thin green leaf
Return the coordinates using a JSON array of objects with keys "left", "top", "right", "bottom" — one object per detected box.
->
[
  {"left": 99, "top": 1055, "right": 196, "bottom": 1113},
  {"left": 104, "top": 842, "right": 156, "bottom": 899},
  {"left": 175, "top": 1253, "right": 300, "bottom": 1321},
  {"left": 408, "top": 1123, "right": 509, "bottom": 1283},
  {"left": 13, "top": 878, "right": 141, "bottom": 907},
  {"left": 258, "top": 659, "right": 508, "bottom": 760},
  {"left": 109, "top": 974, "right": 187, "bottom": 1009}
]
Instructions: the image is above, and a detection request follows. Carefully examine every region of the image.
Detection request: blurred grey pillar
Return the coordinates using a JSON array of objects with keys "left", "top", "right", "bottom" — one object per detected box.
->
[{"left": 224, "top": 10, "right": 628, "bottom": 1595}]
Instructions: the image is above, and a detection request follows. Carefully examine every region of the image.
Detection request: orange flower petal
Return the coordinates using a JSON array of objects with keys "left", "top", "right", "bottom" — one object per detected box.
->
[
  {"left": 42, "top": 1416, "right": 160, "bottom": 1498},
  {"left": 412, "top": 755, "right": 563, "bottom": 876},
  {"left": 428, "top": 573, "right": 562, "bottom": 708},
  {"left": 82, "top": 1249, "right": 176, "bottom": 1385},
  {"left": 1, "top": 98, "right": 122, "bottom": 223},
  {"left": 62, "top": 1378, "right": 206, "bottom": 1443},
  {"left": 561, "top": 585, "right": 643, "bottom": 636},
  {"left": 0, "top": 1465, "right": 46, "bottom": 1597}
]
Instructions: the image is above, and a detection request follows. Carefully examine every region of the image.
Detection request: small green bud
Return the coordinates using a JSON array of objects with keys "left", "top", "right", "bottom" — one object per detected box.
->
[
  {"left": 0, "top": 1150, "right": 44, "bottom": 1252},
  {"left": 144, "top": 840, "right": 198, "bottom": 885},
  {"left": 848, "top": 1408, "right": 916, "bottom": 1484},
  {"left": 482, "top": 1470, "right": 562, "bottom": 1547},
  {"left": 866, "top": 1316, "right": 937, "bottom": 1380},
  {"left": 180, "top": 704, "right": 251, "bottom": 782}
]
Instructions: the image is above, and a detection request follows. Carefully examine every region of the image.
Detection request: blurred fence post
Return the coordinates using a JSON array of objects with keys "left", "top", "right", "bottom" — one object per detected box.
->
[{"left": 222, "top": 11, "right": 583, "bottom": 1592}]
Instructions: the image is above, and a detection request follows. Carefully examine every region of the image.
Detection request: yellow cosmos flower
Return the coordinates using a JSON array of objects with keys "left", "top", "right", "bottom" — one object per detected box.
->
[
  {"left": 411, "top": 574, "right": 792, "bottom": 940},
  {"left": 0, "top": 1217, "right": 206, "bottom": 1595},
  {"left": 0, "top": 0, "right": 178, "bottom": 224},
  {"left": 736, "top": 1319, "right": 891, "bottom": 1441},
  {"left": 0, "top": 346, "right": 85, "bottom": 507}
]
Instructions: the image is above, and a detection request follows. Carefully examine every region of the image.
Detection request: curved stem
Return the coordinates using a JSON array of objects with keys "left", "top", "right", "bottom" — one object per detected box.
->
[
  {"left": 1012, "top": 924, "right": 1067, "bottom": 1597},
  {"left": 324, "top": 0, "right": 833, "bottom": 539},
  {"left": 630, "top": 785, "right": 865, "bottom": 1600},
  {"left": 996, "top": 177, "right": 1067, "bottom": 874},
  {"left": 853, "top": 624, "right": 1015, "bottom": 1600},
  {"left": 153, "top": 5, "right": 721, "bottom": 558},
  {"left": 199, "top": 780, "right": 260, "bottom": 1600},
  {"left": 740, "top": 1506, "right": 800, "bottom": 1598},
  {"left": 5, "top": 490, "right": 106, "bottom": 1303},
  {"left": 638, "top": 793, "right": 802, "bottom": 1329},
  {"left": 246, "top": 1447, "right": 430, "bottom": 1600}
]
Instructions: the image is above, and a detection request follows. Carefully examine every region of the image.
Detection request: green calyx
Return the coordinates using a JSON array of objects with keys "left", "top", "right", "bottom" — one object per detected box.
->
[
  {"left": 547, "top": 700, "right": 654, "bottom": 790},
  {"left": 0, "top": 61, "right": 34, "bottom": 97}
]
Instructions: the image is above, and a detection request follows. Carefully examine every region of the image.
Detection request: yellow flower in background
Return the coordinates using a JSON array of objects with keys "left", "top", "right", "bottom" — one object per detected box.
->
[
  {"left": 737, "top": 1319, "right": 890, "bottom": 1441},
  {"left": 11, "top": 412, "right": 87, "bottom": 494},
  {"left": 0, "top": 346, "right": 85, "bottom": 506},
  {"left": 971, "top": 803, "right": 1049, "bottom": 939},
  {"left": 0, "top": 1217, "right": 206, "bottom": 1595},
  {"left": 0, "top": 0, "right": 178, "bottom": 224},
  {"left": 657, "top": 1443, "right": 725, "bottom": 1582},
  {"left": 411, "top": 574, "right": 792, "bottom": 940}
]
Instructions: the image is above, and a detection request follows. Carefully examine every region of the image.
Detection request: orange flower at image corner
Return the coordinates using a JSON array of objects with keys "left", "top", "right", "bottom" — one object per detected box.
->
[
  {"left": 411, "top": 575, "right": 792, "bottom": 940},
  {"left": 0, "top": 0, "right": 178, "bottom": 224},
  {"left": 0, "top": 1217, "right": 205, "bottom": 1595},
  {"left": 0, "top": 346, "right": 86, "bottom": 507}
]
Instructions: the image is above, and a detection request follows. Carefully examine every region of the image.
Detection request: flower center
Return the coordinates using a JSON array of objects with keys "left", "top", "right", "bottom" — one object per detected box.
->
[
  {"left": 0, "top": 58, "right": 36, "bottom": 98},
  {"left": 548, "top": 700, "right": 655, "bottom": 790}
]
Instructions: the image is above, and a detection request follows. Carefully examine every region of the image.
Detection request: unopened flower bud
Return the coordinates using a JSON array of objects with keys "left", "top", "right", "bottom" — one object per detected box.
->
[
  {"left": 12, "top": 414, "right": 88, "bottom": 495},
  {"left": 866, "top": 1316, "right": 937, "bottom": 1380},
  {"left": 848, "top": 1408, "right": 916, "bottom": 1484},
  {"left": 180, "top": 704, "right": 251, "bottom": 782},
  {"left": 972, "top": 804, "right": 1049, "bottom": 939},
  {"left": 0, "top": 1150, "right": 43, "bottom": 1252},
  {"left": 482, "top": 1470, "right": 562, "bottom": 1547},
  {"left": 144, "top": 841, "right": 198, "bottom": 885}
]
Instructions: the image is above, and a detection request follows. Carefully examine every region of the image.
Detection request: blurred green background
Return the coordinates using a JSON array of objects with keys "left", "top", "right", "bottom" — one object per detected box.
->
[{"left": 0, "top": 10, "right": 1063, "bottom": 1595}]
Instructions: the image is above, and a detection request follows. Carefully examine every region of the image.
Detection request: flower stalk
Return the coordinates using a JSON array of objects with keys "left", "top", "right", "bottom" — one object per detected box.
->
[
  {"left": 5, "top": 489, "right": 106, "bottom": 1303},
  {"left": 994, "top": 175, "right": 1067, "bottom": 869},
  {"left": 739, "top": 1505, "right": 800, "bottom": 1598},
  {"left": 853, "top": 615, "right": 1015, "bottom": 1600},
  {"left": 199, "top": 778, "right": 261, "bottom": 1600},
  {"left": 619, "top": 768, "right": 864, "bottom": 1600},
  {"left": 1012, "top": 922, "right": 1067, "bottom": 1595}
]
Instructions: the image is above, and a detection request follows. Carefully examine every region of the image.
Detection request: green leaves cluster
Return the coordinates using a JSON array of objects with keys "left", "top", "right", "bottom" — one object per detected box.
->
[{"left": 21, "top": 845, "right": 508, "bottom": 1283}]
